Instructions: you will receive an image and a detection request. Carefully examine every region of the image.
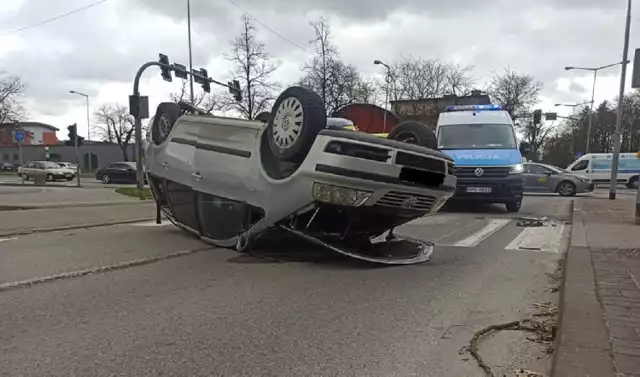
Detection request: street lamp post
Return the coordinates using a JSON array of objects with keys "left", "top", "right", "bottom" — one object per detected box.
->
[
  {"left": 69, "top": 90, "right": 91, "bottom": 141},
  {"left": 564, "top": 61, "right": 629, "bottom": 154},
  {"left": 187, "top": 0, "right": 195, "bottom": 104},
  {"left": 374, "top": 60, "right": 392, "bottom": 133}
]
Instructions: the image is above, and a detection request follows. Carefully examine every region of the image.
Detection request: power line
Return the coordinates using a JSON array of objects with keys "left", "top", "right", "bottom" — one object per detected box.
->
[
  {"left": 0, "top": 0, "right": 109, "bottom": 36},
  {"left": 226, "top": 0, "right": 309, "bottom": 54}
]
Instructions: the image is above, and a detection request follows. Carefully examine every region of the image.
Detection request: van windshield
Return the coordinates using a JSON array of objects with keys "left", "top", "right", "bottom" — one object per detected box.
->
[{"left": 437, "top": 123, "right": 517, "bottom": 150}]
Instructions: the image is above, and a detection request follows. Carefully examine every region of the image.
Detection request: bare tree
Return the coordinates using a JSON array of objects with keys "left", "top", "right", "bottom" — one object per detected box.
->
[
  {"left": 387, "top": 56, "right": 475, "bottom": 118},
  {"left": 93, "top": 103, "right": 137, "bottom": 161},
  {"left": 300, "top": 17, "right": 375, "bottom": 115},
  {"left": 218, "top": 15, "right": 279, "bottom": 119},
  {"left": 169, "top": 79, "right": 220, "bottom": 112},
  {"left": 487, "top": 67, "right": 542, "bottom": 120},
  {"left": 0, "top": 70, "right": 25, "bottom": 124}
]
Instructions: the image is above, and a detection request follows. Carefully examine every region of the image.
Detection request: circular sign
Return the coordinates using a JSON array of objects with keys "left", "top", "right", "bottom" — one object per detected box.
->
[{"left": 15, "top": 131, "right": 24, "bottom": 142}]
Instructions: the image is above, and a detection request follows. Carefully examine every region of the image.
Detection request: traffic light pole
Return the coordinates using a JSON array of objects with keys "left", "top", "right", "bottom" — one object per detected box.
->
[{"left": 74, "top": 131, "right": 80, "bottom": 188}]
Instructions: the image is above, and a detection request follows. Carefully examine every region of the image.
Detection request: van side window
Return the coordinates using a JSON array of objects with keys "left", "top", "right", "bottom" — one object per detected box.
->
[{"left": 571, "top": 160, "right": 589, "bottom": 171}]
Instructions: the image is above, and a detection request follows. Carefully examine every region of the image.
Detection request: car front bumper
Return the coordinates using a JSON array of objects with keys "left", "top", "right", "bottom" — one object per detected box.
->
[{"left": 451, "top": 174, "right": 524, "bottom": 203}]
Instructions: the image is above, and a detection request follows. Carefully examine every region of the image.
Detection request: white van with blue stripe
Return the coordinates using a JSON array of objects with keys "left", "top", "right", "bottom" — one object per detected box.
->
[{"left": 566, "top": 152, "right": 640, "bottom": 188}]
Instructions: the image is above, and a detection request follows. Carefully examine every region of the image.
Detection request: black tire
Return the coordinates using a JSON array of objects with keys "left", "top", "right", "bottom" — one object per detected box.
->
[
  {"left": 102, "top": 174, "right": 111, "bottom": 184},
  {"left": 557, "top": 181, "right": 577, "bottom": 197},
  {"left": 505, "top": 199, "right": 522, "bottom": 213},
  {"left": 627, "top": 175, "right": 639, "bottom": 189},
  {"left": 46, "top": 173, "right": 54, "bottom": 181},
  {"left": 387, "top": 120, "right": 437, "bottom": 149},
  {"left": 266, "top": 86, "right": 326, "bottom": 162},
  {"left": 152, "top": 102, "right": 182, "bottom": 145},
  {"left": 66, "top": 177, "right": 74, "bottom": 181}
]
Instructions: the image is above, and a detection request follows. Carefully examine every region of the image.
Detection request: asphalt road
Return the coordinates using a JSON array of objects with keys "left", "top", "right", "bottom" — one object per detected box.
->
[{"left": 0, "top": 196, "right": 571, "bottom": 377}]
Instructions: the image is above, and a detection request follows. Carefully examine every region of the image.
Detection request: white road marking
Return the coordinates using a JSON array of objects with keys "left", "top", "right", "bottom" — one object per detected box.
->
[
  {"left": 0, "top": 237, "right": 18, "bottom": 243},
  {"left": 450, "top": 219, "right": 511, "bottom": 247},
  {"left": 131, "top": 220, "right": 172, "bottom": 227},
  {"left": 505, "top": 223, "right": 565, "bottom": 253}
]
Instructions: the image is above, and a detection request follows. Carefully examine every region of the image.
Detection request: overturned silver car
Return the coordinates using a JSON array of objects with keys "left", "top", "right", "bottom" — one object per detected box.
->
[{"left": 145, "top": 86, "right": 457, "bottom": 264}]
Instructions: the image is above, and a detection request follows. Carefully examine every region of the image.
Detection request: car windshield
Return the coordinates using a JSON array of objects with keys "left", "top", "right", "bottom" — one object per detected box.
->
[
  {"left": 42, "top": 161, "right": 61, "bottom": 169},
  {"left": 437, "top": 123, "right": 517, "bottom": 149}
]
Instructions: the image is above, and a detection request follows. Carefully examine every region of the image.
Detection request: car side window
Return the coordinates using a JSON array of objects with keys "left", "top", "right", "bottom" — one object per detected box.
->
[
  {"left": 571, "top": 160, "right": 589, "bottom": 171},
  {"left": 528, "top": 165, "right": 549, "bottom": 174}
]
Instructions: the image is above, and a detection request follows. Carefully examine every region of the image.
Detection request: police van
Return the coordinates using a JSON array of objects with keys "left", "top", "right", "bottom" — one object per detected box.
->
[
  {"left": 566, "top": 152, "right": 640, "bottom": 188},
  {"left": 436, "top": 104, "right": 529, "bottom": 212}
]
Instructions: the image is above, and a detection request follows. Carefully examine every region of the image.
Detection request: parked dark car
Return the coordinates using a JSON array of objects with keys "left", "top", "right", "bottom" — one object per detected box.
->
[
  {"left": 1, "top": 162, "right": 16, "bottom": 172},
  {"left": 95, "top": 162, "right": 146, "bottom": 184}
]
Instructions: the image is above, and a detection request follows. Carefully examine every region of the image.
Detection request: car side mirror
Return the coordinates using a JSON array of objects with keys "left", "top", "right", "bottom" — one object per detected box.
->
[{"left": 519, "top": 141, "right": 531, "bottom": 155}]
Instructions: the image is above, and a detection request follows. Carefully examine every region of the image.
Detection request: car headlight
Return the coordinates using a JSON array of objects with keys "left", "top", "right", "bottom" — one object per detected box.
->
[
  {"left": 509, "top": 164, "right": 524, "bottom": 174},
  {"left": 312, "top": 182, "right": 372, "bottom": 207}
]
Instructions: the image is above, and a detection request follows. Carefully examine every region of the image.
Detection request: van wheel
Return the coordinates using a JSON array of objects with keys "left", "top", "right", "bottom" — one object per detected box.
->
[
  {"left": 557, "top": 181, "right": 577, "bottom": 196},
  {"left": 505, "top": 199, "right": 522, "bottom": 213},
  {"left": 152, "top": 102, "right": 182, "bottom": 145},
  {"left": 267, "top": 86, "right": 327, "bottom": 163},
  {"left": 387, "top": 120, "right": 437, "bottom": 149},
  {"left": 627, "top": 176, "right": 639, "bottom": 189}
]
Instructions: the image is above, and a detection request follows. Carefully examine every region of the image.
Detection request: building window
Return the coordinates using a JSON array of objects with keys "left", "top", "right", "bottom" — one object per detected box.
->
[
  {"left": 3, "top": 154, "right": 8, "bottom": 161},
  {"left": 13, "top": 154, "right": 18, "bottom": 161}
]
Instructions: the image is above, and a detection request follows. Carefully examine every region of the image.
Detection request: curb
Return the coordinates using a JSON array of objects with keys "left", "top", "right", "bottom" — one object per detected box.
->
[
  {"left": 0, "top": 200, "right": 152, "bottom": 211},
  {"left": 551, "top": 200, "right": 615, "bottom": 377}
]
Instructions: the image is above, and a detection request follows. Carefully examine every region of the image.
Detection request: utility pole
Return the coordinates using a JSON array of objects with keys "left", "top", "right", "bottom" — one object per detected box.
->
[
  {"left": 187, "top": 0, "right": 195, "bottom": 104},
  {"left": 609, "top": 0, "right": 632, "bottom": 201}
]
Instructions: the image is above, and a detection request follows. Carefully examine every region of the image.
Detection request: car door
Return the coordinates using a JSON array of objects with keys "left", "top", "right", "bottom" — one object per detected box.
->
[
  {"left": 525, "top": 164, "right": 552, "bottom": 192},
  {"left": 106, "top": 163, "right": 126, "bottom": 182}
]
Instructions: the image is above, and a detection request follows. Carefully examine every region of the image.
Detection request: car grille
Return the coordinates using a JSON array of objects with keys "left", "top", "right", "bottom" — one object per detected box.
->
[
  {"left": 453, "top": 166, "right": 510, "bottom": 179},
  {"left": 374, "top": 191, "right": 437, "bottom": 212},
  {"left": 395, "top": 152, "right": 446, "bottom": 173}
]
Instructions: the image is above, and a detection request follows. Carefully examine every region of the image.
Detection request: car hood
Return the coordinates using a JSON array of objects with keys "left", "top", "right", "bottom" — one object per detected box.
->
[{"left": 439, "top": 149, "right": 522, "bottom": 166}]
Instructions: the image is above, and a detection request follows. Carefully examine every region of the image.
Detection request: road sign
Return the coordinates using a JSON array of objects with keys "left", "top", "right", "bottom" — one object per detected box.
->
[
  {"left": 575, "top": 152, "right": 584, "bottom": 158},
  {"left": 15, "top": 130, "right": 24, "bottom": 142}
]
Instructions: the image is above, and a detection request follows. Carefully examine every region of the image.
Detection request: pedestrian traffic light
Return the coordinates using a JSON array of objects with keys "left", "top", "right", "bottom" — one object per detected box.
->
[
  {"left": 228, "top": 80, "right": 242, "bottom": 101},
  {"left": 159, "top": 54, "right": 173, "bottom": 82},
  {"left": 533, "top": 109, "right": 542, "bottom": 124}
]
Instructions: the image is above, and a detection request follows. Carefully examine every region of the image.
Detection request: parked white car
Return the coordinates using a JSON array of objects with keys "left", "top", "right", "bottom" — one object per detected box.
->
[
  {"left": 145, "top": 86, "right": 458, "bottom": 265},
  {"left": 18, "top": 161, "right": 76, "bottom": 181}
]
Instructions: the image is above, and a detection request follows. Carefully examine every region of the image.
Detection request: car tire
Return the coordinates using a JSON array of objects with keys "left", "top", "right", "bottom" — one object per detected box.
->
[
  {"left": 627, "top": 175, "right": 639, "bottom": 189},
  {"left": 152, "top": 102, "right": 182, "bottom": 145},
  {"left": 255, "top": 111, "right": 271, "bottom": 123},
  {"left": 557, "top": 181, "right": 577, "bottom": 196},
  {"left": 46, "top": 173, "right": 54, "bottom": 181},
  {"left": 66, "top": 177, "right": 74, "bottom": 181},
  {"left": 505, "top": 199, "right": 522, "bottom": 213},
  {"left": 102, "top": 175, "right": 111, "bottom": 184},
  {"left": 266, "top": 86, "right": 327, "bottom": 163},
  {"left": 387, "top": 120, "right": 437, "bottom": 149}
]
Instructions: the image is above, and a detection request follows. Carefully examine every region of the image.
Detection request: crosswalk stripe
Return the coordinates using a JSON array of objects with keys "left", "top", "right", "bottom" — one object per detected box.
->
[
  {"left": 505, "top": 223, "right": 565, "bottom": 253},
  {"left": 449, "top": 219, "right": 511, "bottom": 247}
]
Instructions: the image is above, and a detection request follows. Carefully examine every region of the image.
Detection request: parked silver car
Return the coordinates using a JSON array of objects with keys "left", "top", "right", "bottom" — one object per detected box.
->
[{"left": 523, "top": 162, "right": 594, "bottom": 196}]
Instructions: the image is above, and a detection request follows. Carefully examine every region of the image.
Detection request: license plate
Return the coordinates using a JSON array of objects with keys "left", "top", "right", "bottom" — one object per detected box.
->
[{"left": 466, "top": 187, "right": 492, "bottom": 193}]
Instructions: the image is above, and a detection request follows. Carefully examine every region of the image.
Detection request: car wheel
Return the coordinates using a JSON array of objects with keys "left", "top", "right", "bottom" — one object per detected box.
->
[
  {"left": 267, "top": 86, "right": 326, "bottom": 163},
  {"left": 557, "top": 181, "right": 577, "bottom": 196},
  {"left": 152, "top": 102, "right": 182, "bottom": 145},
  {"left": 387, "top": 120, "right": 437, "bottom": 149},
  {"left": 505, "top": 199, "right": 522, "bottom": 213},
  {"left": 627, "top": 175, "right": 639, "bottom": 189},
  {"left": 66, "top": 177, "right": 74, "bottom": 181},
  {"left": 46, "top": 173, "right": 54, "bottom": 181},
  {"left": 102, "top": 175, "right": 111, "bottom": 184}
]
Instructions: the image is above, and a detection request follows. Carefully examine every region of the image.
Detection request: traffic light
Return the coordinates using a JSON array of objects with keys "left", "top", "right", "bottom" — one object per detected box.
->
[
  {"left": 159, "top": 54, "right": 173, "bottom": 82},
  {"left": 193, "top": 68, "right": 210, "bottom": 93},
  {"left": 228, "top": 80, "right": 242, "bottom": 101},
  {"left": 533, "top": 109, "right": 542, "bottom": 125},
  {"left": 76, "top": 135, "right": 84, "bottom": 147},
  {"left": 66, "top": 124, "right": 77, "bottom": 146}
]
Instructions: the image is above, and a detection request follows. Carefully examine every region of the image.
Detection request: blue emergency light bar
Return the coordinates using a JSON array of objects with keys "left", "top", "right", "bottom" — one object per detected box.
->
[{"left": 445, "top": 104, "right": 502, "bottom": 112}]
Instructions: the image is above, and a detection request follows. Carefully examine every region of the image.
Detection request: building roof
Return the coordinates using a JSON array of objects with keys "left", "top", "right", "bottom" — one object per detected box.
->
[{"left": 0, "top": 122, "right": 59, "bottom": 131}]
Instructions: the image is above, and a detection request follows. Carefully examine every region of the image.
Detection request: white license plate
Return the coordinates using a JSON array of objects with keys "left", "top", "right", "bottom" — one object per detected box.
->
[{"left": 466, "top": 187, "right": 492, "bottom": 193}]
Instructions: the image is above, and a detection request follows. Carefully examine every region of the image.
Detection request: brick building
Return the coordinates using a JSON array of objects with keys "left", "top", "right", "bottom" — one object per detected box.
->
[{"left": 0, "top": 122, "right": 59, "bottom": 146}]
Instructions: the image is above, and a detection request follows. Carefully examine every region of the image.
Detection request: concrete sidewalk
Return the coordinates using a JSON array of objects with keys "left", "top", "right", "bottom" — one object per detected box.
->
[{"left": 553, "top": 196, "right": 640, "bottom": 377}]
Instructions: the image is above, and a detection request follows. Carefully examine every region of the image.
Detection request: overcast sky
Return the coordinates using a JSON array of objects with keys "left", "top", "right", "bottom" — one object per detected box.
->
[{"left": 0, "top": 0, "right": 637, "bottom": 138}]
